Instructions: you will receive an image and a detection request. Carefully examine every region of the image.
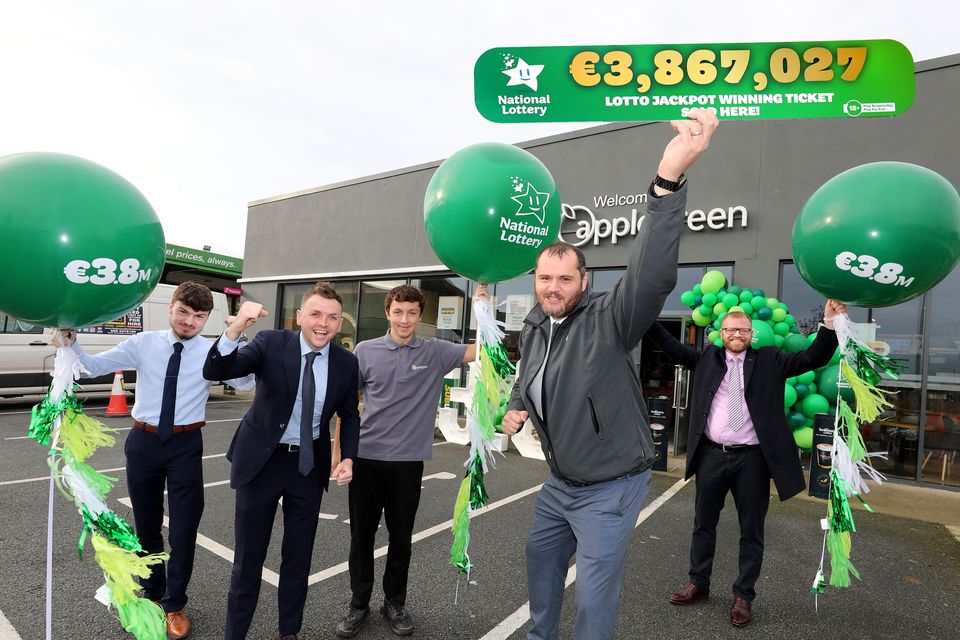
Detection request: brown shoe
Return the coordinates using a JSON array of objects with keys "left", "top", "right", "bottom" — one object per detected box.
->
[
  {"left": 165, "top": 610, "right": 191, "bottom": 639},
  {"left": 669, "top": 583, "right": 710, "bottom": 605},
  {"left": 730, "top": 596, "right": 752, "bottom": 627}
]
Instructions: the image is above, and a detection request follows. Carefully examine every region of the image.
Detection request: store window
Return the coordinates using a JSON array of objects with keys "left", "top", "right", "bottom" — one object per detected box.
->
[
  {"left": 492, "top": 275, "right": 535, "bottom": 365},
  {"left": 1, "top": 313, "right": 43, "bottom": 334},
  {"left": 412, "top": 277, "right": 469, "bottom": 342},
  {"left": 922, "top": 268, "right": 960, "bottom": 486}
]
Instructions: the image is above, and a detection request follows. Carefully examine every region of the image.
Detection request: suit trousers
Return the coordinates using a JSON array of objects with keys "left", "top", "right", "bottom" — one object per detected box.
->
[
  {"left": 224, "top": 441, "right": 324, "bottom": 640},
  {"left": 689, "top": 444, "right": 771, "bottom": 601},
  {"left": 124, "top": 426, "right": 204, "bottom": 613},
  {"left": 525, "top": 470, "right": 651, "bottom": 640},
  {"left": 348, "top": 458, "right": 424, "bottom": 609}
]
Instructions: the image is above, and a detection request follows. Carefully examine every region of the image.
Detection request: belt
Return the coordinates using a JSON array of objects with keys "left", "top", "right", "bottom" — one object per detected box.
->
[
  {"left": 133, "top": 419, "right": 205, "bottom": 434},
  {"left": 275, "top": 441, "right": 317, "bottom": 453},
  {"left": 562, "top": 468, "right": 646, "bottom": 488},
  {"left": 703, "top": 437, "right": 760, "bottom": 453}
]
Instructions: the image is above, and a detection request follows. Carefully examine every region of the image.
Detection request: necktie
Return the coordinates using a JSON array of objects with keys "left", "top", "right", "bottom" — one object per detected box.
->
[
  {"left": 158, "top": 342, "right": 184, "bottom": 442},
  {"left": 728, "top": 357, "right": 744, "bottom": 432},
  {"left": 299, "top": 351, "right": 320, "bottom": 476}
]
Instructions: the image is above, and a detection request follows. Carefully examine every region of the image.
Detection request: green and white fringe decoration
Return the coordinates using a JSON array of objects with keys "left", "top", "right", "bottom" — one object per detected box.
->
[
  {"left": 28, "top": 344, "right": 168, "bottom": 640},
  {"left": 450, "top": 295, "right": 514, "bottom": 585},
  {"left": 810, "top": 313, "right": 901, "bottom": 609}
]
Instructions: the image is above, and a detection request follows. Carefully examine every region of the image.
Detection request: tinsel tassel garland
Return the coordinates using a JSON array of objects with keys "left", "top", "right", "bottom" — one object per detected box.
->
[{"left": 29, "top": 345, "right": 167, "bottom": 640}]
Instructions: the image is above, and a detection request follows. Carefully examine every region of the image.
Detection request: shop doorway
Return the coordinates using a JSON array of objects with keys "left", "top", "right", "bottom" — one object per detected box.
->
[{"left": 639, "top": 317, "right": 697, "bottom": 456}]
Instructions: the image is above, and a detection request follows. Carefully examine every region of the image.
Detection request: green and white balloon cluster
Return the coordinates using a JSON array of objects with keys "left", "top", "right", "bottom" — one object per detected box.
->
[{"left": 679, "top": 270, "right": 845, "bottom": 451}]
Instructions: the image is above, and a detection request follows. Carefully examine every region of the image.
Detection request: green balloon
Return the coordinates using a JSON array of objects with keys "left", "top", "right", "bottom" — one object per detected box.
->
[
  {"left": 693, "top": 284, "right": 702, "bottom": 294},
  {"left": 707, "top": 330, "right": 720, "bottom": 343},
  {"left": 697, "top": 304, "right": 712, "bottom": 317},
  {"left": 691, "top": 308, "right": 711, "bottom": 327},
  {"left": 424, "top": 142, "right": 561, "bottom": 283},
  {"left": 772, "top": 308, "right": 787, "bottom": 323},
  {"left": 801, "top": 393, "right": 830, "bottom": 418},
  {"left": 792, "top": 162, "right": 960, "bottom": 307},
  {"left": 787, "top": 376, "right": 797, "bottom": 385},
  {"left": 757, "top": 307, "right": 773, "bottom": 321},
  {"left": 818, "top": 366, "right": 855, "bottom": 404},
  {"left": 830, "top": 347, "right": 842, "bottom": 365},
  {"left": 773, "top": 334, "right": 785, "bottom": 348},
  {"left": 797, "top": 370, "right": 816, "bottom": 385},
  {"left": 751, "top": 319, "right": 774, "bottom": 347},
  {"left": 794, "top": 383, "right": 809, "bottom": 399},
  {"left": 789, "top": 410, "right": 808, "bottom": 431},
  {"left": 701, "top": 292, "right": 717, "bottom": 306},
  {"left": 793, "top": 426, "right": 814, "bottom": 451},
  {"left": 785, "top": 314, "right": 796, "bottom": 326},
  {"left": 716, "top": 311, "right": 728, "bottom": 326},
  {"left": 739, "top": 290, "right": 753, "bottom": 303},
  {"left": 739, "top": 302, "right": 754, "bottom": 316},
  {"left": 0, "top": 153, "right": 164, "bottom": 328},
  {"left": 808, "top": 382, "right": 817, "bottom": 394},
  {"left": 714, "top": 338, "right": 724, "bottom": 347},
  {"left": 728, "top": 285, "right": 742, "bottom": 296},
  {"left": 807, "top": 332, "right": 818, "bottom": 344},
  {"left": 680, "top": 290, "right": 697, "bottom": 307},
  {"left": 729, "top": 305, "right": 744, "bottom": 313},
  {"left": 773, "top": 322, "right": 790, "bottom": 336},
  {"left": 701, "top": 270, "right": 726, "bottom": 295},
  {"left": 766, "top": 297, "right": 780, "bottom": 309},
  {"left": 722, "top": 293, "right": 739, "bottom": 309},
  {"left": 784, "top": 384, "right": 798, "bottom": 411},
  {"left": 750, "top": 295, "right": 766, "bottom": 309},
  {"left": 783, "top": 333, "right": 809, "bottom": 353}
]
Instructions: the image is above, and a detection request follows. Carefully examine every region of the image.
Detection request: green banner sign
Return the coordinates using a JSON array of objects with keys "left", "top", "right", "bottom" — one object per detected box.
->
[
  {"left": 475, "top": 40, "right": 914, "bottom": 122},
  {"left": 164, "top": 243, "right": 243, "bottom": 276}
]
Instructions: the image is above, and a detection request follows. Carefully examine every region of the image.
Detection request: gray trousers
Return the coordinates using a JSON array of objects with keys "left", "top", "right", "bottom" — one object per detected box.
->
[{"left": 526, "top": 470, "right": 651, "bottom": 640}]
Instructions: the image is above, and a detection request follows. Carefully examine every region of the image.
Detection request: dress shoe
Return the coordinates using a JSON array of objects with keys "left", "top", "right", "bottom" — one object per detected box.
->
[
  {"left": 337, "top": 606, "right": 370, "bottom": 638},
  {"left": 165, "top": 610, "right": 191, "bottom": 639},
  {"left": 381, "top": 602, "right": 414, "bottom": 636},
  {"left": 730, "top": 596, "right": 752, "bottom": 627},
  {"left": 669, "top": 583, "right": 710, "bottom": 605}
]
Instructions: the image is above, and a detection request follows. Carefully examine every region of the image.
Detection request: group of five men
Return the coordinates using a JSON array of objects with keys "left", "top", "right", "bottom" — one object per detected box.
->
[{"left": 55, "top": 110, "right": 845, "bottom": 639}]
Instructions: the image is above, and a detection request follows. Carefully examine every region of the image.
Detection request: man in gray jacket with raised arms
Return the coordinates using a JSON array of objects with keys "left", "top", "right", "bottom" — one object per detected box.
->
[{"left": 499, "top": 110, "right": 719, "bottom": 640}]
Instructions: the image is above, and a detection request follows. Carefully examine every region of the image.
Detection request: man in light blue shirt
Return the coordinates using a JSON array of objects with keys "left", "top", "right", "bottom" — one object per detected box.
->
[{"left": 54, "top": 282, "right": 254, "bottom": 639}]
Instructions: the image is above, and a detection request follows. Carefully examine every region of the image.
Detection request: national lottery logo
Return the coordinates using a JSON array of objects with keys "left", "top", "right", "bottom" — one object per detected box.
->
[
  {"left": 501, "top": 53, "right": 544, "bottom": 92},
  {"left": 497, "top": 176, "right": 551, "bottom": 250}
]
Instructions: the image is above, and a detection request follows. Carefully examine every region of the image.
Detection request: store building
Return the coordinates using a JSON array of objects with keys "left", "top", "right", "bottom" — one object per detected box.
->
[{"left": 239, "top": 55, "right": 959, "bottom": 488}]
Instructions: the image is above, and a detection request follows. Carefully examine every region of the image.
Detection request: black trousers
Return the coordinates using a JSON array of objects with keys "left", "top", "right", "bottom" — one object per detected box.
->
[
  {"left": 689, "top": 444, "right": 771, "bottom": 601},
  {"left": 348, "top": 458, "right": 424, "bottom": 609},
  {"left": 124, "top": 426, "right": 204, "bottom": 613},
  {"left": 224, "top": 441, "right": 324, "bottom": 640}
]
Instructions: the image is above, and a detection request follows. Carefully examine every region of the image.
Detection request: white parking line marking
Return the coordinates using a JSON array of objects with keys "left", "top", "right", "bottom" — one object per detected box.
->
[
  {"left": 0, "top": 454, "right": 227, "bottom": 487},
  {"left": 479, "top": 477, "right": 691, "bottom": 640},
  {"left": 307, "top": 483, "right": 543, "bottom": 585},
  {"left": 423, "top": 471, "right": 457, "bottom": 481},
  {"left": 116, "top": 497, "right": 280, "bottom": 587},
  {"left": 0, "top": 609, "right": 23, "bottom": 640}
]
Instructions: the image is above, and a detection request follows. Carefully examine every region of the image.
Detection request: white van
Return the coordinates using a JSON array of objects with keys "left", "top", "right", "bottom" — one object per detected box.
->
[{"left": 0, "top": 284, "right": 229, "bottom": 398}]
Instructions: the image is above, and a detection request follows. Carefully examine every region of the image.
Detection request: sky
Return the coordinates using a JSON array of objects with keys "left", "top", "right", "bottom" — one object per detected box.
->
[{"left": 1, "top": 0, "right": 955, "bottom": 258}]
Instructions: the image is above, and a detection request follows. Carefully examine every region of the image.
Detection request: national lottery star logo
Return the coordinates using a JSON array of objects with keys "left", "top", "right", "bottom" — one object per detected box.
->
[
  {"left": 498, "top": 53, "right": 551, "bottom": 117},
  {"left": 498, "top": 176, "right": 552, "bottom": 251}
]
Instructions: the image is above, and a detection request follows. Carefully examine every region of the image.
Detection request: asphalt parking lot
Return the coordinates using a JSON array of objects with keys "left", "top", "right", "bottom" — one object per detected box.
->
[{"left": 1, "top": 393, "right": 958, "bottom": 640}]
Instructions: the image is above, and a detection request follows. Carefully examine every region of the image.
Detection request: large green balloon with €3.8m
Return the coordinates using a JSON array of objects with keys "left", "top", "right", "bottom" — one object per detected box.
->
[
  {"left": 0, "top": 153, "right": 165, "bottom": 328},
  {"left": 792, "top": 162, "right": 960, "bottom": 307}
]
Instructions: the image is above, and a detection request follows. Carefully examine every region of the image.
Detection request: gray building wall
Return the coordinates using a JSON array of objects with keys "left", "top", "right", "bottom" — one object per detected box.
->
[{"left": 241, "top": 55, "right": 958, "bottom": 329}]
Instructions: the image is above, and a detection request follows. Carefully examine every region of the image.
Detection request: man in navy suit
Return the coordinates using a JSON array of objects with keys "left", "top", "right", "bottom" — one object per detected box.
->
[
  {"left": 645, "top": 299, "right": 844, "bottom": 628},
  {"left": 204, "top": 281, "right": 361, "bottom": 640}
]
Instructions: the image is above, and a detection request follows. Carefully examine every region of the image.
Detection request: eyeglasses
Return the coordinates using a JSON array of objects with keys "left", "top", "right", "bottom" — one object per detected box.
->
[{"left": 721, "top": 328, "right": 755, "bottom": 336}]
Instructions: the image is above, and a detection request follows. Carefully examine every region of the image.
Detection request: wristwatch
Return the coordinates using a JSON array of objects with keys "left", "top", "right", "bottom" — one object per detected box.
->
[{"left": 653, "top": 174, "right": 685, "bottom": 193}]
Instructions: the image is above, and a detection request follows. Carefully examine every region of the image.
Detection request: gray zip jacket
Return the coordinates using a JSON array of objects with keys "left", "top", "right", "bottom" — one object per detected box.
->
[{"left": 508, "top": 183, "right": 686, "bottom": 485}]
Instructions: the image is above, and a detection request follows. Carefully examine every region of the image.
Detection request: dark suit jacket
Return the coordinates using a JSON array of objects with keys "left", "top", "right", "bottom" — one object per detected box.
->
[
  {"left": 645, "top": 322, "right": 838, "bottom": 501},
  {"left": 203, "top": 329, "right": 361, "bottom": 490}
]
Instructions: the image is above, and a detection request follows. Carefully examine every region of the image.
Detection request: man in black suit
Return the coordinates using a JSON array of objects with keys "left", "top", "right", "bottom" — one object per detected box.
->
[
  {"left": 204, "top": 281, "right": 361, "bottom": 640},
  {"left": 645, "top": 299, "right": 845, "bottom": 627}
]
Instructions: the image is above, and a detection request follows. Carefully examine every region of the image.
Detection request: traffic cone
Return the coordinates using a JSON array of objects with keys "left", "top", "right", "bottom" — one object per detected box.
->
[{"left": 105, "top": 371, "right": 129, "bottom": 416}]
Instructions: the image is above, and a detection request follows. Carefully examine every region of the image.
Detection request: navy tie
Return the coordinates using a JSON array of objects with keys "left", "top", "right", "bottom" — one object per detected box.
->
[
  {"left": 299, "top": 351, "right": 320, "bottom": 476},
  {"left": 157, "top": 342, "right": 184, "bottom": 442}
]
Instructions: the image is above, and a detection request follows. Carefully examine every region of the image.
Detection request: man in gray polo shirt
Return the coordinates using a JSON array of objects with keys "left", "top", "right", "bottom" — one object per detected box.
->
[{"left": 337, "top": 284, "right": 478, "bottom": 638}]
